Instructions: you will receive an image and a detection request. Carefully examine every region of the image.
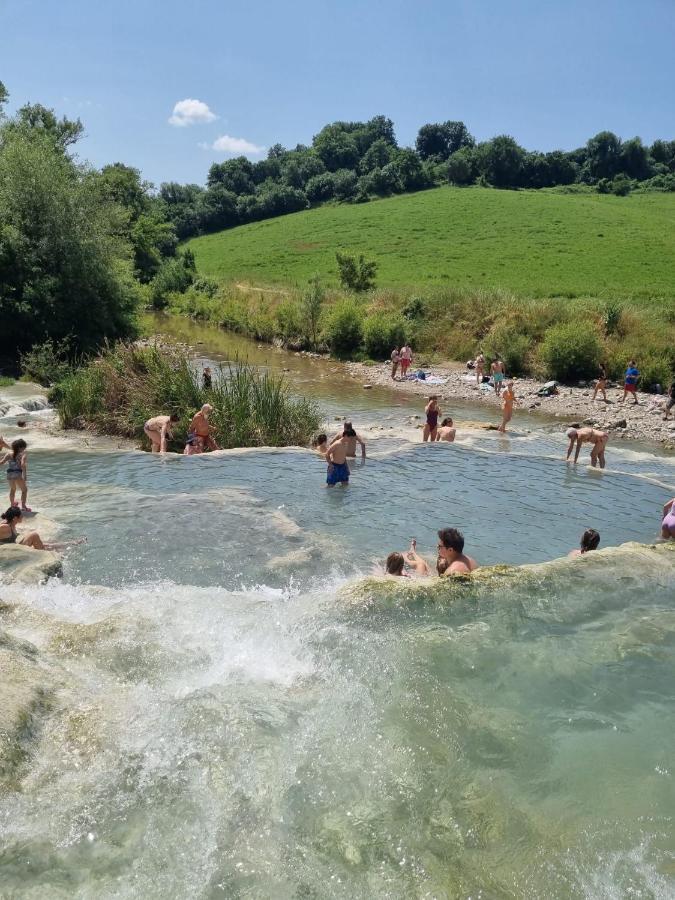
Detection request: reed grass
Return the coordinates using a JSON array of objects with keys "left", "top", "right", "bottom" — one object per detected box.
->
[{"left": 51, "top": 343, "right": 321, "bottom": 450}]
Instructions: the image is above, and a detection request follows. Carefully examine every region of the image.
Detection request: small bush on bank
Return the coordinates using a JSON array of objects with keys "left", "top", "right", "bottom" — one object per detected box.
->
[
  {"left": 51, "top": 343, "right": 321, "bottom": 450},
  {"left": 484, "top": 323, "right": 532, "bottom": 376},
  {"left": 20, "top": 339, "right": 74, "bottom": 386},
  {"left": 362, "top": 313, "right": 407, "bottom": 359},
  {"left": 322, "top": 299, "right": 364, "bottom": 358},
  {"left": 539, "top": 322, "right": 602, "bottom": 381},
  {"left": 275, "top": 299, "right": 305, "bottom": 344}
]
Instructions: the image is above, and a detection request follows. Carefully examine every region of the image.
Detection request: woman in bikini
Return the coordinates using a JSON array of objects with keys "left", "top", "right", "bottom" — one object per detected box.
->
[
  {"left": 423, "top": 396, "right": 440, "bottom": 442},
  {"left": 143, "top": 413, "right": 179, "bottom": 453},
  {"left": 592, "top": 363, "right": 608, "bottom": 402},
  {"left": 0, "top": 506, "right": 45, "bottom": 549}
]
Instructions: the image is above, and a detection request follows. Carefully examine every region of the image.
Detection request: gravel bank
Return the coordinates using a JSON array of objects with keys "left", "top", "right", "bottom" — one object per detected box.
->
[{"left": 345, "top": 360, "right": 675, "bottom": 449}]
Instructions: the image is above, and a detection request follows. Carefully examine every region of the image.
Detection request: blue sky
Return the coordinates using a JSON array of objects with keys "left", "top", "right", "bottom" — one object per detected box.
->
[{"left": 2, "top": 0, "right": 674, "bottom": 186}]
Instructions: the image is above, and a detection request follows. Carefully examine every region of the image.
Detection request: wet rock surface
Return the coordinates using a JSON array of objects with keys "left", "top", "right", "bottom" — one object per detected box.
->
[{"left": 0, "top": 545, "right": 62, "bottom": 584}]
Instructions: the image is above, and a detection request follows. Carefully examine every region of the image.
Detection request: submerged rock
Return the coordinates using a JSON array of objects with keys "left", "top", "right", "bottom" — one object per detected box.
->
[{"left": 0, "top": 545, "right": 62, "bottom": 584}]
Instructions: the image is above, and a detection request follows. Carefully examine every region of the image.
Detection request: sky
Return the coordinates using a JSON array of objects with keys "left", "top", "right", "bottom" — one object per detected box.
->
[{"left": 1, "top": 0, "right": 674, "bottom": 187}]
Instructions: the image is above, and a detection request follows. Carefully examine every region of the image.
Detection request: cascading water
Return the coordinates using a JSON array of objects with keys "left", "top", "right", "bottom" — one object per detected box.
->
[{"left": 1, "top": 328, "right": 674, "bottom": 899}]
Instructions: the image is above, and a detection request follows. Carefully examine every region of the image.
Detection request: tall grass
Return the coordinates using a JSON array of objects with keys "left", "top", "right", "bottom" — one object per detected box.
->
[{"left": 50, "top": 343, "right": 321, "bottom": 450}]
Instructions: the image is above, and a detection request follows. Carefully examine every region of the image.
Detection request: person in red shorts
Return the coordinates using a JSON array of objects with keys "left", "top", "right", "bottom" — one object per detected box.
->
[{"left": 620, "top": 360, "right": 640, "bottom": 404}]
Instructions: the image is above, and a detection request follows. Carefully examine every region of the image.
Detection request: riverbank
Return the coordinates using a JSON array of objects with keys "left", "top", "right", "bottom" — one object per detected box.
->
[{"left": 345, "top": 358, "right": 675, "bottom": 447}]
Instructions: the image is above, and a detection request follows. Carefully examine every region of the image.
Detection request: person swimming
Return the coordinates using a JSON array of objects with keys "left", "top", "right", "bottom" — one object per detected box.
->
[
  {"left": 568, "top": 528, "right": 601, "bottom": 557},
  {"left": 436, "top": 417, "right": 456, "bottom": 442},
  {"left": 423, "top": 397, "right": 440, "bottom": 442},
  {"left": 385, "top": 540, "right": 430, "bottom": 576}
]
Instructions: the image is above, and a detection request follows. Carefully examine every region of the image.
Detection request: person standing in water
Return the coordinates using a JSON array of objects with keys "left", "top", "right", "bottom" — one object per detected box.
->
[
  {"left": 490, "top": 355, "right": 505, "bottom": 396},
  {"left": 592, "top": 363, "right": 608, "bottom": 402},
  {"left": 329, "top": 423, "right": 366, "bottom": 458},
  {"left": 399, "top": 343, "right": 413, "bottom": 378},
  {"left": 325, "top": 432, "right": 351, "bottom": 487},
  {"left": 390, "top": 347, "right": 401, "bottom": 380},
  {"left": 661, "top": 498, "right": 675, "bottom": 539},
  {"left": 189, "top": 404, "right": 219, "bottom": 451},
  {"left": 436, "top": 418, "right": 456, "bottom": 442},
  {"left": 202, "top": 367, "right": 213, "bottom": 390},
  {"left": 474, "top": 351, "right": 485, "bottom": 386},
  {"left": 423, "top": 396, "right": 440, "bottom": 442},
  {"left": 1, "top": 438, "right": 30, "bottom": 511},
  {"left": 497, "top": 381, "right": 516, "bottom": 433},
  {"left": 143, "top": 413, "right": 179, "bottom": 453},
  {"left": 437, "top": 528, "right": 478, "bottom": 575},
  {"left": 620, "top": 360, "right": 640, "bottom": 404},
  {"left": 568, "top": 529, "right": 601, "bottom": 557},
  {"left": 565, "top": 427, "right": 609, "bottom": 468}
]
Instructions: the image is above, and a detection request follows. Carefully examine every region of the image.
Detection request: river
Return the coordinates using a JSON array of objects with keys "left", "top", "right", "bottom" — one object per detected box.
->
[{"left": 0, "top": 316, "right": 674, "bottom": 899}]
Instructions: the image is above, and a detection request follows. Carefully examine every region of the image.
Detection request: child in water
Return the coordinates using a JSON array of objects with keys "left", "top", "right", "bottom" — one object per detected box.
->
[
  {"left": 1, "top": 438, "right": 30, "bottom": 511},
  {"left": 312, "top": 434, "right": 328, "bottom": 457}
]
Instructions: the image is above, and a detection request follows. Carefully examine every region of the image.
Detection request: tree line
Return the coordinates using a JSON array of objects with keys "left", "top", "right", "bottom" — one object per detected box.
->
[{"left": 159, "top": 117, "right": 675, "bottom": 240}]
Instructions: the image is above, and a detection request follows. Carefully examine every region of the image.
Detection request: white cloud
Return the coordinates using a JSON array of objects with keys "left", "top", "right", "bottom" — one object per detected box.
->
[
  {"left": 208, "top": 134, "right": 265, "bottom": 156},
  {"left": 169, "top": 98, "right": 217, "bottom": 127}
]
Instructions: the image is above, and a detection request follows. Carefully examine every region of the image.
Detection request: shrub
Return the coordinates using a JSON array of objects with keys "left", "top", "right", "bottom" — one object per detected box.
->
[
  {"left": 362, "top": 313, "right": 407, "bottom": 360},
  {"left": 402, "top": 296, "right": 426, "bottom": 320},
  {"left": 539, "top": 322, "right": 602, "bottom": 382},
  {"left": 322, "top": 299, "right": 364, "bottom": 358},
  {"left": 51, "top": 343, "right": 321, "bottom": 449},
  {"left": 150, "top": 255, "right": 194, "bottom": 308},
  {"left": 301, "top": 275, "right": 325, "bottom": 349},
  {"left": 335, "top": 251, "right": 377, "bottom": 293},
  {"left": 275, "top": 299, "right": 304, "bottom": 342},
  {"left": 602, "top": 301, "right": 622, "bottom": 336},
  {"left": 20, "top": 338, "right": 74, "bottom": 386},
  {"left": 484, "top": 324, "right": 532, "bottom": 376},
  {"left": 633, "top": 354, "right": 673, "bottom": 393}
]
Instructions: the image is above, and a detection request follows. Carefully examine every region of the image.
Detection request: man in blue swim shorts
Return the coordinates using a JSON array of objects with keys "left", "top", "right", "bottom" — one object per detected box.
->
[{"left": 325, "top": 431, "right": 351, "bottom": 487}]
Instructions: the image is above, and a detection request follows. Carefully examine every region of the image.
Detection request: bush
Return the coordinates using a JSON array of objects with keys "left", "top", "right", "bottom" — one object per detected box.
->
[
  {"left": 633, "top": 354, "right": 673, "bottom": 393},
  {"left": 484, "top": 324, "right": 532, "bottom": 376},
  {"left": 402, "top": 296, "right": 426, "bottom": 320},
  {"left": 51, "top": 343, "right": 321, "bottom": 449},
  {"left": 362, "top": 313, "right": 407, "bottom": 360},
  {"left": 275, "top": 299, "right": 305, "bottom": 343},
  {"left": 150, "top": 255, "right": 194, "bottom": 308},
  {"left": 322, "top": 299, "right": 364, "bottom": 358},
  {"left": 539, "top": 322, "right": 602, "bottom": 382},
  {"left": 335, "top": 251, "right": 377, "bottom": 293},
  {"left": 20, "top": 338, "right": 74, "bottom": 386}
]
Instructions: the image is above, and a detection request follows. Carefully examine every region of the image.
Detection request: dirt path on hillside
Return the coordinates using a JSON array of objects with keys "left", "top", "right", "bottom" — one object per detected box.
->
[
  {"left": 235, "top": 282, "right": 289, "bottom": 296},
  {"left": 343, "top": 358, "right": 675, "bottom": 449}
]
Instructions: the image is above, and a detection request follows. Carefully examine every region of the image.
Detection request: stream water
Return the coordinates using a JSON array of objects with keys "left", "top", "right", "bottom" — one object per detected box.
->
[{"left": 0, "top": 316, "right": 674, "bottom": 899}]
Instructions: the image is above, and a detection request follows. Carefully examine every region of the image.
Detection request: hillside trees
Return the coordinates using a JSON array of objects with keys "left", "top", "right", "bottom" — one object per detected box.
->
[{"left": 416, "top": 121, "right": 474, "bottom": 160}]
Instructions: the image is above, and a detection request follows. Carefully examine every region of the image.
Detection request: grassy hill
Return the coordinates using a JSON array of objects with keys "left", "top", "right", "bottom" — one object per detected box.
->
[{"left": 187, "top": 186, "right": 675, "bottom": 299}]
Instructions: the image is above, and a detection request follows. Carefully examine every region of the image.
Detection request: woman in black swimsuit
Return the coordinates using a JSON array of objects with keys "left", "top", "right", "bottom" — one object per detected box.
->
[
  {"left": 0, "top": 506, "right": 46, "bottom": 549},
  {"left": 423, "top": 396, "right": 440, "bottom": 442}
]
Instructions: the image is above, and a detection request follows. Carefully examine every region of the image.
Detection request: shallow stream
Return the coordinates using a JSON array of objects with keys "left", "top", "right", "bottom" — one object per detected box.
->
[{"left": 0, "top": 317, "right": 674, "bottom": 898}]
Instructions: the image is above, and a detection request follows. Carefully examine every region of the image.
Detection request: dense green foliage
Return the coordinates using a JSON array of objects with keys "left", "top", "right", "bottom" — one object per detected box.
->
[
  {"left": 166, "top": 280, "right": 675, "bottom": 386},
  {"left": 0, "top": 103, "right": 141, "bottom": 362},
  {"left": 51, "top": 343, "right": 321, "bottom": 449},
  {"left": 188, "top": 186, "right": 675, "bottom": 297},
  {"left": 159, "top": 114, "right": 675, "bottom": 241}
]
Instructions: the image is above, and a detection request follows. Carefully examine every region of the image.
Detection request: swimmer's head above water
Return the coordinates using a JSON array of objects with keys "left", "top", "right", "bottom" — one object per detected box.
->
[{"left": 385, "top": 552, "right": 405, "bottom": 576}]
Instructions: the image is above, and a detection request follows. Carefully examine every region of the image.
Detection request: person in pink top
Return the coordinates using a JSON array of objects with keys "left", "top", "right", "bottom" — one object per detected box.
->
[{"left": 399, "top": 343, "right": 413, "bottom": 377}]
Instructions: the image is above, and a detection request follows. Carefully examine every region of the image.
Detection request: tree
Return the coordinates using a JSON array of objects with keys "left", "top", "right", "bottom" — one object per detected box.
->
[
  {"left": 446, "top": 148, "right": 475, "bottom": 184},
  {"left": 195, "top": 184, "right": 239, "bottom": 232},
  {"left": 7, "top": 102, "right": 83, "bottom": 149},
  {"left": 475, "top": 135, "right": 526, "bottom": 187},
  {"left": 620, "top": 137, "right": 651, "bottom": 180},
  {"left": 359, "top": 138, "right": 394, "bottom": 174},
  {"left": 0, "top": 118, "right": 139, "bottom": 359},
  {"left": 207, "top": 156, "right": 256, "bottom": 194},
  {"left": 335, "top": 251, "right": 377, "bottom": 293},
  {"left": 416, "top": 121, "right": 474, "bottom": 160},
  {"left": 312, "top": 124, "right": 360, "bottom": 171},
  {"left": 301, "top": 274, "right": 324, "bottom": 349},
  {"left": 586, "top": 131, "right": 622, "bottom": 181},
  {"left": 0, "top": 81, "right": 8, "bottom": 115}
]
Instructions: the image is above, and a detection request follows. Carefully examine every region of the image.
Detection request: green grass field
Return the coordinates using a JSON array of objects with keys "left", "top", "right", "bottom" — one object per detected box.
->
[{"left": 187, "top": 186, "right": 675, "bottom": 298}]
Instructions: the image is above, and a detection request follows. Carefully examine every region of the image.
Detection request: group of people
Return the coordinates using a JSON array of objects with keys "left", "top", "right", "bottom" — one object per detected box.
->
[
  {"left": 390, "top": 344, "right": 413, "bottom": 380},
  {"left": 472, "top": 352, "right": 507, "bottom": 395},
  {"left": 143, "top": 404, "right": 219, "bottom": 455},
  {"left": 384, "top": 525, "right": 605, "bottom": 579}
]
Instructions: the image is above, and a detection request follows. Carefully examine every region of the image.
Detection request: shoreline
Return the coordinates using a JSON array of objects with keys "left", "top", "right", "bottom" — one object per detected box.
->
[{"left": 344, "top": 359, "right": 675, "bottom": 449}]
